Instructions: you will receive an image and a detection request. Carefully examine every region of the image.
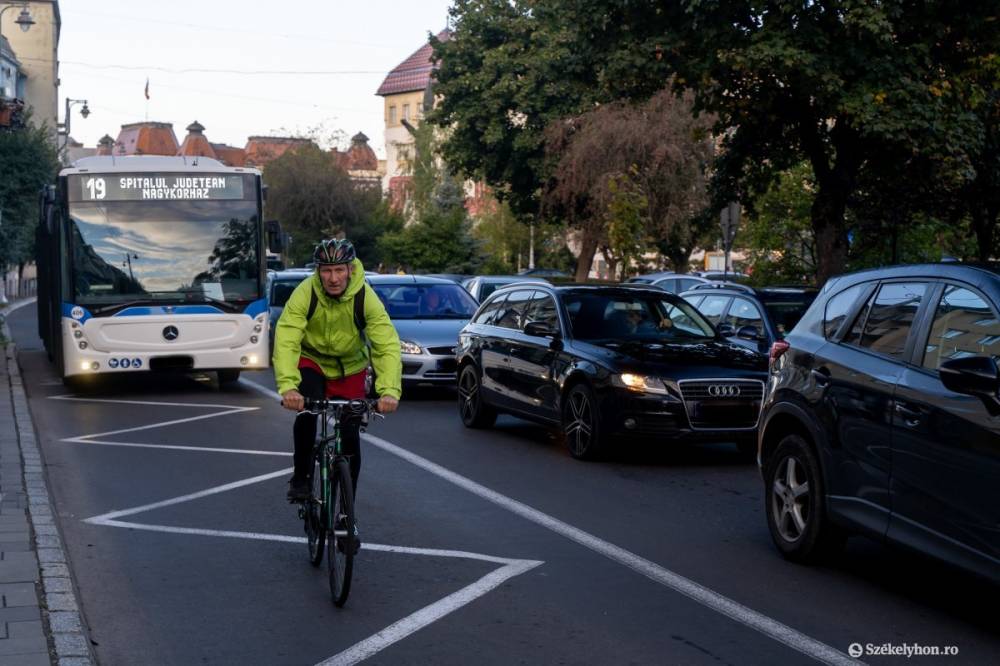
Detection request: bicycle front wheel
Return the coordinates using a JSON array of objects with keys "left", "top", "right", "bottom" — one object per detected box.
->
[
  {"left": 328, "top": 457, "right": 356, "bottom": 607},
  {"left": 305, "top": 454, "right": 326, "bottom": 567}
]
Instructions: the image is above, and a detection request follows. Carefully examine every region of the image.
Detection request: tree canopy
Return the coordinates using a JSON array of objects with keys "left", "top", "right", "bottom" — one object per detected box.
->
[{"left": 0, "top": 118, "right": 59, "bottom": 273}]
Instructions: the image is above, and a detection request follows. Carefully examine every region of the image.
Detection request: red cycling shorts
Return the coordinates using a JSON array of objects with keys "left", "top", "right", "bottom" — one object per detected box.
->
[{"left": 297, "top": 357, "right": 367, "bottom": 400}]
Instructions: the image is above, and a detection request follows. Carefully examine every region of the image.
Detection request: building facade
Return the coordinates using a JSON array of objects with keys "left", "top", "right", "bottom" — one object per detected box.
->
[
  {"left": 376, "top": 29, "right": 449, "bottom": 199},
  {"left": 1, "top": 0, "right": 60, "bottom": 136}
]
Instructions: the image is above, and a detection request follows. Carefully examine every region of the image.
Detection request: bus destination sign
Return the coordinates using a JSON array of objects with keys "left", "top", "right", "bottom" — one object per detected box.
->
[{"left": 72, "top": 173, "right": 246, "bottom": 202}]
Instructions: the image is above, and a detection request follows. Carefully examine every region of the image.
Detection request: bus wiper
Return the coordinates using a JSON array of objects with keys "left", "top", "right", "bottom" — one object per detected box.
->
[
  {"left": 185, "top": 295, "right": 242, "bottom": 313},
  {"left": 89, "top": 299, "right": 164, "bottom": 315}
]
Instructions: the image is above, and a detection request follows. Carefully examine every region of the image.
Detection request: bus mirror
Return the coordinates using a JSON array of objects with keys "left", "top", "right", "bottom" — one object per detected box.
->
[
  {"left": 261, "top": 184, "right": 269, "bottom": 202},
  {"left": 44, "top": 184, "right": 56, "bottom": 204},
  {"left": 266, "top": 220, "right": 285, "bottom": 253}
]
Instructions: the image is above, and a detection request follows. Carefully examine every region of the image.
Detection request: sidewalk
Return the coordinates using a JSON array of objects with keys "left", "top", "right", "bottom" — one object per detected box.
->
[{"left": 1, "top": 302, "right": 94, "bottom": 665}]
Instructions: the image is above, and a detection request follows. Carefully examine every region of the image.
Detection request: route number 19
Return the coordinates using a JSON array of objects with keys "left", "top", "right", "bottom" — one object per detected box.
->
[{"left": 86, "top": 177, "right": 106, "bottom": 200}]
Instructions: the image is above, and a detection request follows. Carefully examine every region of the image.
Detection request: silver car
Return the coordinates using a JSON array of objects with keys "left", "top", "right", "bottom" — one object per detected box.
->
[{"left": 368, "top": 275, "right": 479, "bottom": 386}]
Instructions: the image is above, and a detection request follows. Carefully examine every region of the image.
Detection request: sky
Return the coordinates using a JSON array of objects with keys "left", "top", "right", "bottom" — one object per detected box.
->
[{"left": 57, "top": 0, "right": 454, "bottom": 158}]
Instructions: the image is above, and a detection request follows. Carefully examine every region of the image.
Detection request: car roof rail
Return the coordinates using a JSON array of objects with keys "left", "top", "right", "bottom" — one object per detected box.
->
[{"left": 688, "top": 281, "right": 755, "bottom": 293}]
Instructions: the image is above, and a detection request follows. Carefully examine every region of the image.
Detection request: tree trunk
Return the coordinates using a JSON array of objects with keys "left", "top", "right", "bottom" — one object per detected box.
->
[
  {"left": 971, "top": 205, "right": 995, "bottom": 263},
  {"left": 574, "top": 232, "right": 599, "bottom": 282},
  {"left": 811, "top": 185, "right": 850, "bottom": 285}
]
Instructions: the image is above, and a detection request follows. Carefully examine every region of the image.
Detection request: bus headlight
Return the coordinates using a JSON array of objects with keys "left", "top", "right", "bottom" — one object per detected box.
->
[
  {"left": 80, "top": 361, "right": 91, "bottom": 371},
  {"left": 73, "top": 330, "right": 83, "bottom": 339},
  {"left": 249, "top": 354, "right": 259, "bottom": 365},
  {"left": 78, "top": 341, "right": 88, "bottom": 350},
  {"left": 250, "top": 335, "right": 259, "bottom": 344}
]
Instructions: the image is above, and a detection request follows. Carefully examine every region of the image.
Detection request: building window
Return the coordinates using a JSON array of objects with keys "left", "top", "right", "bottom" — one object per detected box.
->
[
  {"left": 403, "top": 104, "right": 410, "bottom": 121},
  {"left": 389, "top": 106, "right": 397, "bottom": 124}
]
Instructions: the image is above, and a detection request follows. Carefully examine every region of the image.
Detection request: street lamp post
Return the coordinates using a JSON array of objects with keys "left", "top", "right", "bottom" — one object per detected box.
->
[{"left": 58, "top": 98, "right": 90, "bottom": 152}]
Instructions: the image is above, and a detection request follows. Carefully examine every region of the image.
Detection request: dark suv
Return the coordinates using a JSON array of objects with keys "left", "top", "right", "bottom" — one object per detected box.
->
[
  {"left": 457, "top": 284, "right": 767, "bottom": 460},
  {"left": 759, "top": 264, "right": 1000, "bottom": 583},
  {"left": 680, "top": 282, "right": 817, "bottom": 354}
]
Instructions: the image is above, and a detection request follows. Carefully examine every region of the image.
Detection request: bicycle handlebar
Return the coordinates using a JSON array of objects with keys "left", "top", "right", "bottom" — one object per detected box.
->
[{"left": 281, "top": 396, "right": 383, "bottom": 419}]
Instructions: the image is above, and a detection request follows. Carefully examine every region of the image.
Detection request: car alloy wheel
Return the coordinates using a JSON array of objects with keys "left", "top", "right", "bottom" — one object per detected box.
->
[
  {"left": 771, "top": 454, "right": 811, "bottom": 543},
  {"left": 562, "top": 383, "right": 602, "bottom": 460},
  {"left": 458, "top": 364, "right": 497, "bottom": 428},
  {"left": 764, "top": 434, "right": 845, "bottom": 562}
]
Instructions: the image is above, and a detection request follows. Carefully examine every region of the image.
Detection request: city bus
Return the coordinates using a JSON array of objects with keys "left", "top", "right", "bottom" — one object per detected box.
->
[{"left": 36, "top": 155, "right": 272, "bottom": 385}]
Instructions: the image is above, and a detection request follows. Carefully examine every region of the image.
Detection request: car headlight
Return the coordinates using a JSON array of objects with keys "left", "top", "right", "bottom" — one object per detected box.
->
[
  {"left": 613, "top": 373, "right": 668, "bottom": 395},
  {"left": 400, "top": 340, "right": 422, "bottom": 354}
]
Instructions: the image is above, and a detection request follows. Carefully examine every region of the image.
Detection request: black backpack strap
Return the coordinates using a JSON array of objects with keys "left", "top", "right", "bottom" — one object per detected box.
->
[
  {"left": 305, "top": 288, "right": 318, "bottom": 322},
  {"left": 354, "top": 285, "right": 367, "bottom": 340}
]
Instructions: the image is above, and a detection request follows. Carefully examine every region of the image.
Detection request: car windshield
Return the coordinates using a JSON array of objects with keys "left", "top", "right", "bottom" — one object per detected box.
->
[
  {"left": 760, "top": 294, "right": 817, "bottom": 336},
  {"left": 372, "top": 283, "right": 479, "bottom": 319},
  {"left": 563, "top": 292, "right": 716, "bottom": 341},
  {"left": 270, "top": 279, "right": 307, "bottom": 307}
]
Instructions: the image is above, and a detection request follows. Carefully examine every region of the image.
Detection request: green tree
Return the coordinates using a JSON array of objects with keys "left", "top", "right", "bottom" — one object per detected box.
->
[
  {"left": 564, "top": 0, "right": 999, "bottom": 282},
  {"left": 262, "top": 143, "right": 362, "bottom": 266},
  {"left": 430, "top": 1, "right": 601, "bottom": 219},
  {"left": 0, "top": 117, "right": 59, "bottom": 281},
  {"left": 602, "top": 173, "right": 649, "bottom": 280},
  {"left": 378, "top": 122, "right": 482, "bottom": 273}
]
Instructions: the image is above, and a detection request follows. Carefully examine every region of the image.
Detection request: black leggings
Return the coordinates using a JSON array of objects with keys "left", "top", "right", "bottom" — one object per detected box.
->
[{"left": 293, "top": 366, "right": 362, "bottom": 495}]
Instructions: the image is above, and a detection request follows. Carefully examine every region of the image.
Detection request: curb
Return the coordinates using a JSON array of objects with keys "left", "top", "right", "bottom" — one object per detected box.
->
[{"left": 2, "top": 310, "right": 95, "bottom": 665}]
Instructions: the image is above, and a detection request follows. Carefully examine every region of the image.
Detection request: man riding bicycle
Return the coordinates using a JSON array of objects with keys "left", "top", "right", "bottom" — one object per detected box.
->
[{"left": 274, "top": 239, "right": 401, "bottom": 502}]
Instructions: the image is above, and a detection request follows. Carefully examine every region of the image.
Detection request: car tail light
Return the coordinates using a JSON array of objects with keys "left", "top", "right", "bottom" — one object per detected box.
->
[{"left": 769, "top": 340, "right": 790, "bottom": 366}]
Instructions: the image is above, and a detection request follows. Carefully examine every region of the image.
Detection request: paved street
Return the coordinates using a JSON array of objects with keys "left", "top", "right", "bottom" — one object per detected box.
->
[{"left": 6, "top": 303, "right": 999, "bottom": 665}]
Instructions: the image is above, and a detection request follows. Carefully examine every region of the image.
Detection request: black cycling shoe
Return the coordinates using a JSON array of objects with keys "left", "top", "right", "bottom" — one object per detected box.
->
[{"left": 286, "top": 477, "right": 310, "bottom": 503}]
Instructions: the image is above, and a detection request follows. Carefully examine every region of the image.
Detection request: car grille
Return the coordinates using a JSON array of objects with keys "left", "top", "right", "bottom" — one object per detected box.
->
[
  {"left": 678, "top": 379, "right": 764, "bottom": 430},
  {"left": 402, "top": 362, "right": 422, "bottom": 375},
  {"left": 427, "top": 345, "right": 457, "bottom": 356}
]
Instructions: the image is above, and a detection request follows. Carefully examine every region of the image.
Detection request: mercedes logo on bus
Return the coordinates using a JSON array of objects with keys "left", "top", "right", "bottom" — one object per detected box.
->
[
  {"left": 708, "top": 384, "right": 740, "bottom": 398},
  {"left": 162, "top": 325, "right": 180, "bottom": 341}
]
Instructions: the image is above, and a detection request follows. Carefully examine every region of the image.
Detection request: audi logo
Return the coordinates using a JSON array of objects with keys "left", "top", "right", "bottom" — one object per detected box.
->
[
  {"left": 162, "top": 325, "right": 179, "bottom": 341},
  {"left": 708, "top": 384, "right": 741, "bottom": 397}
]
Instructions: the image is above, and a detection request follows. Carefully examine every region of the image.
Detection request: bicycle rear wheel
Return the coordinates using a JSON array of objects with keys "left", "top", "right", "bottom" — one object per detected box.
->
[
  {"left": 305, "top": 456, "right": 325, "bottom": 567},
  {"left": 328, "top": 457, "right": 356, "bottom": 607}
]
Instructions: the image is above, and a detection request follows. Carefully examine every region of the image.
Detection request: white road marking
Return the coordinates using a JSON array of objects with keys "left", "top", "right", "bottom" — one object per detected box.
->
[
  {"left": 63, "top": 439, "right": 290, "bottom": 457},
  {"left": 60, "top": 391, "right": 544, "bottom": 665},
  {"left": 243, "top": 378, "right": 860, "bottom": 666},
  {"left": 319, "top": 558, "right": 543, "bottom": 666},
  {"left": 84, "top": 468, "right": 293, "bottom": 523}
]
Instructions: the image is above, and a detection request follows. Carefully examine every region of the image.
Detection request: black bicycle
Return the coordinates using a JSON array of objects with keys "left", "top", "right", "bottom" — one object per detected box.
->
[{"left": 290, "top": 397, "right": 380, "bottom": 607}]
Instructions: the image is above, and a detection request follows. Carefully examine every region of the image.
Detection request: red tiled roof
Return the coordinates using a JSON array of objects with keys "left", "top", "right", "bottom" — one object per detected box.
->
[
  {"left": 376, "top": 29, "right": 450, "bottom": 97},
  {"left": 114, "top": 122, "right": 179, "bottom": 156},
  {"left": 243, "top": 136, "right": 314, "bottom": 167},
  {"left": 211, "top": 143, "right": 247, "bottom": 167},
  {"left": 332, "top": 132, "right": 378, "bottom": 172},
  {"left": 177, "top": 121, "right": 218, "bottom": 159}
]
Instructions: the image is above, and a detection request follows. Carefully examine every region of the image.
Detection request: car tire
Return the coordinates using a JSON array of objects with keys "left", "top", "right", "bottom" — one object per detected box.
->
[
  {"left": 458, "top": 364, "right": 497, "bottom": 428},
  {"left": 764, "top": 434, "right": 845, "bottom": 562},
  {"left": 562, "top": 382, "right": 604, "bottom": 461}
]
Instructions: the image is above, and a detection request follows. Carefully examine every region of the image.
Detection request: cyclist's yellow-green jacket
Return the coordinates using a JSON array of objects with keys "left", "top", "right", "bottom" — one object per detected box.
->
[{"left": 272, "top": 259, "right": 402, "bottom": 399}]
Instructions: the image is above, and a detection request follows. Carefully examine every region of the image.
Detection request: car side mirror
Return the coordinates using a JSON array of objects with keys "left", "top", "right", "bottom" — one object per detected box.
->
[
  {"left": 717, "top": 323, "right": 735, "bottom": 337},
  {"left": 940, "top": 356, "right": 1000, "bottom": 414},
  {"left": 524, "top": 320, "right": 560, "bottom": 339},
  {"left": 736, "top": 324, "right": 763, "bottom": 341}
]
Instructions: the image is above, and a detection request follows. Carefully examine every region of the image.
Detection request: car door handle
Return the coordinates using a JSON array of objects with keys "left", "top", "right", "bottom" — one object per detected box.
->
[
  {"left": 894, "top": 402, "right": 922, "bottom": 426},
  {"left": 810, "top": 368, "right": 830, "bottom": 387}
]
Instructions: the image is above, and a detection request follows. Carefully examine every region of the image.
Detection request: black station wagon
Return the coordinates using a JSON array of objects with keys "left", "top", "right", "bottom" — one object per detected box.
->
[
  {"left": 456, "top": 284, "right": 768, "bottom": 460},
  {"left": 760, "top": 263, "right": 1000, "bottom": 583}
]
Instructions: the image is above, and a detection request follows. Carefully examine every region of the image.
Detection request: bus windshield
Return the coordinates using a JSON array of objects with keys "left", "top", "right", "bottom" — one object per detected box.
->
[{"left": 68, "top": 199, "right": 261, "bottom": 306}]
